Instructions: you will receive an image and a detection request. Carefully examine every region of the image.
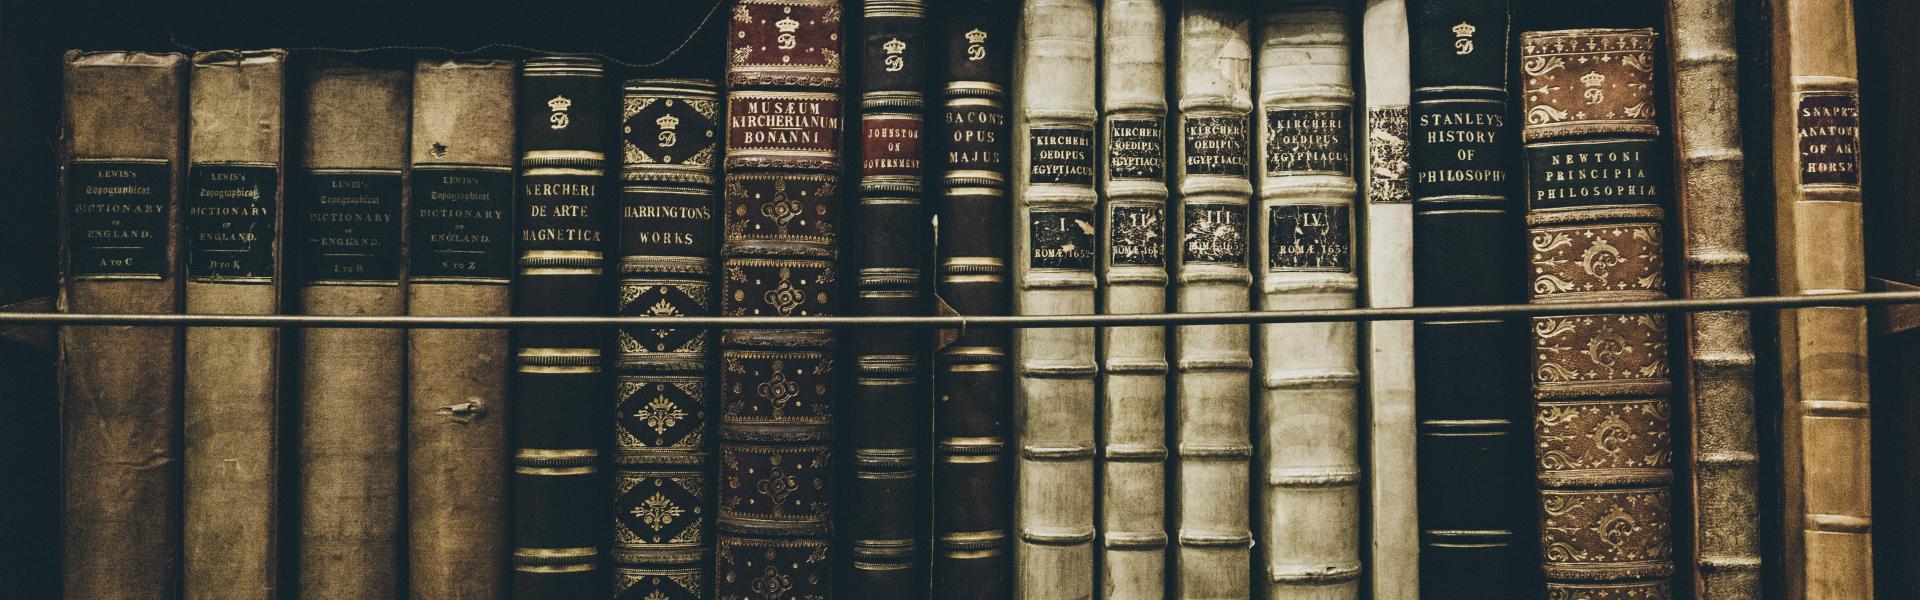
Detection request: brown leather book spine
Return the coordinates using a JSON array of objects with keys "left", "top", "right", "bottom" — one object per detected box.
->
[
  {"left": 1519, "top": 28, "right": 1674, "bottom": 600},
  {"left": 59, "top": 50, "right": 187, "bottom": 600},
  {"left": 183, "top": 48, "right": 286, "bottom": 600},
  {"left": 295, "top": 61, "right": 410, "bottom": 599},
  {"left": 405, "top": 58, "right": 516, "bottom": 600}
]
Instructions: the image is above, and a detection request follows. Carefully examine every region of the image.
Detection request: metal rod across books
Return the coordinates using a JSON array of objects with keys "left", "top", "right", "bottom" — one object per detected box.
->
[{"left": 9, "top": 290, "right": 1920, "bottom": 328}]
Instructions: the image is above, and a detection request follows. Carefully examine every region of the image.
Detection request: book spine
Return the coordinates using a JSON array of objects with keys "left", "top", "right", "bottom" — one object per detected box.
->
[
  {"left": 511, "top": 56, "right": 612, "bottom": 599},
  {"left": 1012, "top": 0, "right": 1099, "bottom": 596},
  {"left": 295, "top": 61, "right": 409, "bottom": 599},
  {"left": 1357, "top": 1, "right": 1416, "bottom": 598},
  {"left": 1253, "top": 2, "right": 1361, "bottom": 598},
  {"left": 718, "top": 2, "right": 845, "bottom": 598},
  {"left": 1519, "top": 27, "right": 1675, "bottom": 600},
  {"left": 854, "top": 0, "right": 930, "bottom": 596},
  {"left": 59, "top": 50, "right": 186, "bottom": 600},
  {"left": 183, "top": 48, "right": 284, "bottom": 600},
  {"left": 1665, "top": 1, "right": 1761, "bottom": 598},
  {"left": 933, "top": 0, "right": 1016, "bottom": 597},
  {"left": 1407, "top": 0, "right": 1533, "bottom": 594},
  {"left": 1771, "top": 0, "right": 1874, "bottom": 595},
  {"left": 1097, "top": 1, "right": 1169, "bottom": 598},
  {"left": 405, "top": 58, "right": 516, "bottom": 600},
  {"left": 612, "top": 78, "right": 721, "bottom": 600}
]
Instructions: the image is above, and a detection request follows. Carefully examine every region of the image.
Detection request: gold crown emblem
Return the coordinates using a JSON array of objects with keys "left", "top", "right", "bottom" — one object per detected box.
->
[
  {"left": 1580, "top": 70, "right": 1605, "bottom": 86},
  {"left": 775, "top": 15, "right": 801, "bottom": 33},
  {"left": 655, "top": 113, "right": 680, "bottom": 129},
  {"left": 547, "top": 95, "right": 572, "bottom": 111},
  {"left": 883, "top": 37, "right": 906, "bottom": 54},
  {"left": 1452, "top": 22, "right": 1475, "bottom": 37},
  {"left": 965, "top": 28, "right": 988, "bottom": 44}
]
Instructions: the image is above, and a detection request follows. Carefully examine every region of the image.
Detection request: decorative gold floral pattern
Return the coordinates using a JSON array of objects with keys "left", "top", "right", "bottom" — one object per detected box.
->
[
  {"left": 1540, "top": 489, "right": 1672, "bottom": 576},
  {"left": 1536, "top": 399, "right": 1672, "bottom": 472},
  {"left": 1519, "top": 28, "right": 1658, "bottom": 141},
  {"left": 1530, "top": 224, "right": 1664, "bottom": 298},
  {"left": 1532, "top": 314, "right": 1670, "bottom": 386}
]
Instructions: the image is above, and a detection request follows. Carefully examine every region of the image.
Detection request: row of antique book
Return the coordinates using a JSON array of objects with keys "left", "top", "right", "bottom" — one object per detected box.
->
[{"left": 51, "top": 0, "right": 1866, "bottom": 599}]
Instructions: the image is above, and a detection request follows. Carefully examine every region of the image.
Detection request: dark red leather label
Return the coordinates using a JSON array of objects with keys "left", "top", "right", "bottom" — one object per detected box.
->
[{"left": 861, "top": 114, "right": 923, "bottom": 178}]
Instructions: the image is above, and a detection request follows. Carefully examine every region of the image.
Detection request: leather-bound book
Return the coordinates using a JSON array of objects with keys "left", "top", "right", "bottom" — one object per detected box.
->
[
  {"left": 1172, "top": 2, "right": 1254, "bottom": 598},
  {"left": 1771, "top": 0, "right": 1874, "bottom": 595},
  {"left": 1012, "top": 0, "right": 1099, "bottom": 596},
  {"left": 1357, "top": 0, "right": 1417, "bottom": 597},
  {"left": 718, "top": 2, "right": 844, "bottom": 598},
  {"left": 59, "top": 50, "right": 186, "bottom": 600},
  {"left": 295, "top": 60, "right": 409, "bottom": 599},
  {"left": 932, "top": 0, "right": 1016, "bottom": 597},
  {"left": 1097, "top": 0, "right": 1169, "bottom": 598},
  {"left": 1407, "top": 0, "right": 1533, "bottom": 595},
  {"left": 612, "top": 78, "right": 720, "bottom": 600},
  {"left": 511, "top": 56, "right": 612, "bottom": 599},
  {"left": 405, "top": 58, "right": 516, "bottom": 600},
  {"left": 1519, "top": 27, "right": 1675, "bottom": 599},
  {"left": 1664, "top": 1, "right": 1761, "bottom": 598},
  {"left": 183, "top": 49, "right": 285, "bottom": 600},
  {"left": 853, "top": 0, "right": 930, "bottom": 596},
  {"left": 1253, "top": 2, "right": 1361, "bottom": 598}
]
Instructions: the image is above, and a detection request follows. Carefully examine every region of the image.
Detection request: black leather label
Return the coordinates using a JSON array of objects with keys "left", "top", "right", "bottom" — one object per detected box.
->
[
  {"left": 1410, "top": 101, "right": 1509, "bottom": 198},
  {"left": 520, "top": 174, "right": 607, "bottom": 252},
  {"left": 300, "top": 171, "right": 403, "bottom": 283},
  {"left": 1366, "top": 105, "right": 1412, "bottom": 203},
  {"left": 1265, "top": 106, "right": 1352, "bottom": 175},
  {"left": 186, "top": 164, "right": 276, "bottom": 281},
  {"left": 1182, "top": 203, "right": 1246, "bottom": 265},
  {"left": 1267, "top": 204, "right": 1352, "bottom": 272},
  {"left": 1028, "top": 127, "right": 1094, "bottom": 185},
  {"left": 944, "top": 102, "right": 1005, "bottom": 173},
  {"left": 1107, "top": 117, "right": 1165, "bottom": 181},
  {"left": 67, "top": 159, "right": 171, "bottom": 279},
  {"left": 622, "top": 188, "right": 717, "bottom": 261},
  {"left": 410, "top": 167, "right": 513, "bottom": 281},
  {"left": 1797, "top": 91, "right": 1861, "bottom": 187},
  {"left": 1183, "top": 114, "right": 1249, "bottom": 177},
  {"left": 1028, "top": 209, "right": 1095, "bottom": 269},
  {"left": 1108, "top": 205, "right": 1164, "bottom": 266},
  {"left": 1525, "top": 139, "right": 1661, "bottom": 210}
]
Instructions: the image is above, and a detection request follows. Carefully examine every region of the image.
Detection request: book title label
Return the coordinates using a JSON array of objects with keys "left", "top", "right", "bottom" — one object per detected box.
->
[
  {"left": 186, "top": 163, "right": 276, "bottom": 282},
  {"left": 625, "top": 188, "right": 718, "bottom": 259},
  {"left": 1182, "top": 203, "right": 1247, "bottom": 265},
  {"left": 520, "top": 173, "right": 606, "bottom": 255},
  {"left": 1524, "top": 139, "right": 1661, "bottom": 210},
  {"left": 67, "top": 159, "right": 171, "bottom": 279},
  {"left": 1265, "top": 106, "right": 1353, "bottom": 176},
  {"left": 1183, "top": 114, "right": 1249, "bottom": 177},
  {"left": 410, "top": 167, "right": 513, "bottom": 282},
  {"left": 944, "top": 101, "right": 1005, "bottom": 172},
  {"left": 1366, "top": 106, "right": 1412, "bottom": 203},
  {"left": 1266, "top": 204, "right": 1351, "bottom": 272},
  {"left": 1797, "top": 91, "right": 1862, "bottom": 187},
  {"left": 1028, "top": 126, "right": 1094, "bottom": 186},
  {"left": 624, "top": 94, "right": 720, "bottom": 169},
  {"left": 1109, "top": 205, "right": 1164, "bottom": 266},
  {"left": 299, "top": 170, "right": 402, "bottom": 283},
  {"left": 1029, "top": 209, "right": 1096, "bottom": 269},
  {"left": 1411, "top": 102, "right": 1508, "bottom": 198},
  {"left": 861, "top": 114, "right": 923, "bottom": 178},
  {"left": 728, "top": 92, "right": 844, "bottom": 169},
  {"left": 1107, "top": 117, "right": 1165, "bottom": 181}
]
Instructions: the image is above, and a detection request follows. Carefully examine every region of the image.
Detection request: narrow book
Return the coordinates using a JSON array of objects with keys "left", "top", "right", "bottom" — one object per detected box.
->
[
  {"left": 1254, "top": 1, "right": 1362, "bottom": 598},
  {"left": 1519, "top": 27, "right": 1675, "bottom": 599},
  {"left": 406, "top": 58, "right": 516, "bottom": 600},
  {"left": 1097, "top": 0, "right": 1170, "bottom": 598},
  {"left": 511, "top": 55, "right": 613, "bottom": 599},
  {"left": 1171, "top": 1, "right": 1254, "bottom": 598},
  {"left": 59, "top": 50, "right": 186, "bottom": 600},
  {"left": 296, "top": 60, "right": 409, "bottom": 599},
  {"left": 852, "top": 0, "right": 931, "bottom": 596},
  {"left": 1772, "top": 0, "right": 1875, "bottom": 595},
  {"left": 718, "top": 2, "right": 845, "bottom": 598},
  {"left": 1012, "top": 0, "right": 1099, "bottom": 596},
  {"left": 933, "top": 1, "right": 1017, "bottom": 597},
  {"left": 612, "top": 78, "right": 720, "bottom": 600},
  {"left": 184, "top": 48, "right": 285, "bottom": 600}
]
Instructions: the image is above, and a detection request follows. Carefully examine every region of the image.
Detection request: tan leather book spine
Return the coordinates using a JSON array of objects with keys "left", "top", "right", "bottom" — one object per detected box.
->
[
  {"left": 1772, "top": 0, "right": 1873, "bottom": 596},
  {"left": 59, "top": 50, "right": 186, "bottom": 600},
  {"left": 405, "top": 59, "right": 516, "bottom": 600},
  {"left": 296, "top": 61, "right": 409, "bottom": 599},
  {"left": 1664, "top": 1, "right": 1762, "bottom": 598},
  {"left": 183, "top": 48, "right": 286, "bottom": 600}
]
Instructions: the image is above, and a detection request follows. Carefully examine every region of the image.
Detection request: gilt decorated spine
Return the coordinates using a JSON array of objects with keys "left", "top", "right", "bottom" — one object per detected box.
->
[
  {"left": 1519, "top": 27, "right": 1675, "bottom": 600},
  {"left": 1012, "top": 0, "right": 1100, "bottom": 596},
  {"left": 59, "top": 50, "right": 186, "bottom": 600},
  {"left": 1097, "top": 1, "right": 1169, "bottom": 598},
  {"left": 183, "top": 48, "right": 285, "bottom": 600},
  {"left": 718, "top": 2, "right": 845, "bottom": 598},
  {"left": 1253, "top": 2, "right": 1362, "bottom": 598}
]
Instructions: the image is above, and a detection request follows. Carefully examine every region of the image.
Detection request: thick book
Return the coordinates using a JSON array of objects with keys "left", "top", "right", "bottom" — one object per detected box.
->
[
  {"left": 295, "top": 60, "right": 409, "bottom": 599},
  {"left": 931, "top": 0, "right": 1017, "bottom": 597},
  {"left": 1096, "top": 0, "right": 1169, "bottom": 598},
  {"left": 1357, "top": 1, "right": 1417, "bottom": 598},
  {"left": 1170, "top": 1, "right": 1254, "bottom": 598},
  {"left": 1253, "top": 2, "right": 1362, "bottom": 598},
  {"left": 1407, "top": 0, "right": 1533, "bottom": 595},
  {"left": 183, "top": 48, "right": 285, "bottom": 599},
  {"left": 1519, "top": 27, "right": 1675, "bottom": 599},
  {"left": 405, "top": 58, "right": 516, "bottom": 600},
  {"left": 852, "top": 0, "right": 931, "bottom": 596},
  {"left": 1771, "top": 0, "right": 1875, "bottom": 596},
  {"left": 1011, "top": 0, "right": 1099, "bottom": 596},
  {"left": 511, "top": 56, "right": 613, "bottom": 599},
  {"left": 1665, "top": 2, "right": 1762, "bottom": 598},
  {"left": 59, "top": 50, "right": 186, "bottom": 600},
  {"left": 717, "top": 2, "right": 845, "bottom": 598},
  {"left": 612, "top": 77, "right": 721, "bottom": 600}
]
